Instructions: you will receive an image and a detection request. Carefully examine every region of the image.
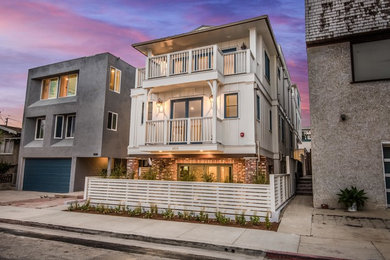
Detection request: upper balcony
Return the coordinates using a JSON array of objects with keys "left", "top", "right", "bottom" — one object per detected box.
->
[{"left": 135, "top": 45, "right": 256, "bottom": 89}]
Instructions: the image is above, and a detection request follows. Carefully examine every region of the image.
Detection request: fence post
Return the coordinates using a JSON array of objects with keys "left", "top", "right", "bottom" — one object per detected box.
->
[
  {"left": 83, "top": 177, "right": 89, "bottom": 200},
  {"left": 166, "top": 54, "right": 170, "bottom": 77},
  {"left": 269, "top": 174, "right": 276, "bottom": 213}
]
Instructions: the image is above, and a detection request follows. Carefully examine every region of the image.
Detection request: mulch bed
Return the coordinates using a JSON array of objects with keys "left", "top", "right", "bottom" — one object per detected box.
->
[{"left": 67, "top": 209, "right": 279, "bottom": 231}]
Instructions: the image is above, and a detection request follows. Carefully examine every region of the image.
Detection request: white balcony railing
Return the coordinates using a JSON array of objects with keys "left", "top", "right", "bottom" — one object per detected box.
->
[
  {"left": 145, "top": 117, "right": 212, "bottom": 145},
  {"left": 136, "top": 45, "right": 256, "bottom": 87},
  {"left": 223, "top": 49, "right": 248, "bottom": 75}
]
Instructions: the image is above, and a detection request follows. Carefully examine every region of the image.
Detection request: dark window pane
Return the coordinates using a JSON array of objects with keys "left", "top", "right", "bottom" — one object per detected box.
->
[
  {"left": 148, "top": 102, "right": 153, "bottom": 121},
  {"left": 385, "top": 177, "right": 390, "bottom": 189},
  {"left": 108, "top": 112, "right": 112, "bottom": 129},
  {"left": 55, "top": 116, "right": 63, "bottom": 138},
  {"left": 257, "top": 95, "right": 260, "bottom": 120},
  {"left": 112, "top": 113, "right": 117, "bottom": 130},
  {"left": 387, "top": 192, "right": 390, "bottom": 205},
  {"left": 353, "top": 39, "right": 390, "bottom": 82},
  {"left": 383, "top": 147, "right": 390, "bottom": 159},
  {"left": 141, "top": 103, "right": 144, "bottom": 124},
  {"left": 385, "top": 162, "right": 390, "bottom": 174}
]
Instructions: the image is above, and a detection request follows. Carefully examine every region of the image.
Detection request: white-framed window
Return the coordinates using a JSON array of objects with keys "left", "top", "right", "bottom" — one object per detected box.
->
[
  {"left": 107, "top": 112, "right": 118, "bottom": 131},
  {"left": 59, "top": 74, "right": 78, "bottom": 97},
  {"left": 0, "top": 138, "right": 14, "bottom": 154},
  {"left": 41, "top": 74, "right": 78, "bottom": 100},
  {"left": 65, "top": 115, "right": 76, "bottom": 138},
  {"left": 109, "top": 67, "right": 121, "bottom": 93},
  {"left": 41, "top": 78, "right": 58, "bottom": 100},
  {"left": 54, "top": 115, "right": 64, "bottom": 139},
  {"left": 35, "top": 117, "right": 45, "bottom": 140}
]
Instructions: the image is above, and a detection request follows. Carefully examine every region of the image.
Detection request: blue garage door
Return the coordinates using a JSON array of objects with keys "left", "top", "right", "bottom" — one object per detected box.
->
[{"left": 23, "top": 158, "right": 71, "bottom": 193}]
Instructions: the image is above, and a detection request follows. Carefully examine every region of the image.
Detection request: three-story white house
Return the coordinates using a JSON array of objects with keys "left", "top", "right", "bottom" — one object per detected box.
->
[{"left": 127, "top": 15, "right": 302, "bottom": 184}]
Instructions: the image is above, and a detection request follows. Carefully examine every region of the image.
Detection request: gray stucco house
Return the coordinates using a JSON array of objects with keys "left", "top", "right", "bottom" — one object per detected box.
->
[
  {"left": 306, "top": 0, "right": 390, "bottom": 209},
  {"left": 17, "top": 53, "right": 135, "bottom": 193}
]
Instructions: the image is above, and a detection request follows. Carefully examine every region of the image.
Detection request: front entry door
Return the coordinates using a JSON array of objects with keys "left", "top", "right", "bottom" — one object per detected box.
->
[{"left": 170, "top": 98, "right": 202, "bottom": 143}]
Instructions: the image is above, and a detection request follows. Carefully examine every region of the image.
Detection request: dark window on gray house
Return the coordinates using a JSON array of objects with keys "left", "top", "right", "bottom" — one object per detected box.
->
[
  {"left": 35, "top": 118, "right": 45, "bottom": 140},
  {"left": 54, "top": 115, "right": 64, "bottom": 139},
  {"left": 66, "top": 115, "right": 76, "bottom": 138},
  {"left": 107, "top": 112, "right": 118, "bottom": 131},
  {"left": 352, "top": 39, "right": 390, "bottom": 82}
]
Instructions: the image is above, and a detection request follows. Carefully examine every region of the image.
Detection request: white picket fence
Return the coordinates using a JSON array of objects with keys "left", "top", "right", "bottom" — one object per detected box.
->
[{"left": 84, "top": 174, "right": 294, "bottom": 219}]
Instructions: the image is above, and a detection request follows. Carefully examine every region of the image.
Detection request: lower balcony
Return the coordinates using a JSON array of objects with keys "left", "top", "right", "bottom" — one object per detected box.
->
[
  {"left": 143, "top": 117, "right": 221, "bottom": 153},
  {"left": 146, "top": 117, "right": 212, "bottom": 144}
]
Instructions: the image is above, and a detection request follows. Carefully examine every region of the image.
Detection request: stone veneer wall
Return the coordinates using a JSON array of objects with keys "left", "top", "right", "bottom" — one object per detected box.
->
[
  {"left": 127, "top": 156, "right": 270, "bottom": 184},
  {"left": 307, "top": 41, "right": 389, "bottom": 209}
]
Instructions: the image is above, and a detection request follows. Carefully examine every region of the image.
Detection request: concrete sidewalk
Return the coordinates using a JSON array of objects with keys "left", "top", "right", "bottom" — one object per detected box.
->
[
  {"left": 0, "top": 205, "right": 300, "bottom": 254},
  {"left": 0, "top": 192, "right": 389, "bottom": 259},
  {"left": 278, "top": 196, "right": 390, "bottom": 260}
]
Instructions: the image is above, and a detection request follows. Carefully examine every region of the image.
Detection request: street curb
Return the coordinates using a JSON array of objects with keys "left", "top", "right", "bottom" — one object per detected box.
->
[
  {"left": 0, "top": 217, "right": 347, "bottom": 260},
  {"left": 0, "top": 225, "right": 225, "bottom": 260},
  {"left": 0, "top": 217, "right": 264, "bottom": 257},
  {"left": 265, "top": 250, "right": 349, "bottom": 260}
]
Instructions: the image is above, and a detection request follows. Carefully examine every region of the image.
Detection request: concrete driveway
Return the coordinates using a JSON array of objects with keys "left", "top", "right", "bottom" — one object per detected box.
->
[{"left": 0, "top": 190, "right": 83, "bottom": 208}]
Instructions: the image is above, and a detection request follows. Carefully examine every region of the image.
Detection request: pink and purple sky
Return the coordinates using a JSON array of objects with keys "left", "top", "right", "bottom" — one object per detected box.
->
[{"left": 0, "top": 0, "right": 309, "bottom": 128}]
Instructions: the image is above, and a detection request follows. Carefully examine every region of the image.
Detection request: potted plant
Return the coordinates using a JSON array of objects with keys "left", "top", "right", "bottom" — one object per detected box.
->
[{"left": 337, "top": 186, "right": 368, "bottom": 212}]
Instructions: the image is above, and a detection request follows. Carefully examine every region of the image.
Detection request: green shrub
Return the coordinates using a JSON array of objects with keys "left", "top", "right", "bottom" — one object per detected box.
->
[
  {"left": 110, "top": 165, "right": 127, "bottom": 179},
  {"left": 235, "top": 212, "right": 246, "bottom": 226},
  {"left": 265, "top": 214, "right": 272, "bottom": 230},
  {"left": 163, "top": 208, "right": 174, "bottom": 219},
  {"left": 150, "top": 204, "right": 158, "bottom": 215},
  {"left": 141, "top": 168, "right": 157, "bottom": 180},
  {"left": 250, "top": 214, "right": 260, "bottom": 226},
  {"left": 133, "top": 205, "right": 142, "bottom": 216},
  {"left": 253, "top": 173, "right": 269, "bottom": 184},
  {"left": 215, "top": 211, "right": 230, "bottom": 224},
  {"left": 337, "top": 186, "right": 368, "bottom": 209},
  {"left": 98, "top": 168, "right": 108, "bottom": 178},
  {"left": 180, "top": 172, "right": 197, "bottom": 182},
  {"left": 197, "top": 209, "right": 209, "bottom": 223},
  {"left": 80, "top": 200, "right": 90, "bottom": 211},
  {"left": 202, "top": 172, "right": 214, "bottom": 182},
  {"left": 0, "top": 161, "right": 12, "bottom": 175},
  {"left": 143, "top": 209, "right": 153, "bottom": 218}
]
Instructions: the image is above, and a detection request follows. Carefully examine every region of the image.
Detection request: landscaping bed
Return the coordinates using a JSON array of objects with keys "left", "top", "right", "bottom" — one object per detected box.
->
[{"left": 67, "top": 201, "right": 278, "bottom": 231}]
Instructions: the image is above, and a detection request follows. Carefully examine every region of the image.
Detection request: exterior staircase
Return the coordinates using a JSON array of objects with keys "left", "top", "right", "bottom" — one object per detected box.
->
[{"left": 296, "top": 175, "right": 313, "bottom": 195}]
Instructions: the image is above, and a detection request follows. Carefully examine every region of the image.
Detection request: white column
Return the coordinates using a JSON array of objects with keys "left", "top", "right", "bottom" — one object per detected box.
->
[
  {"left": 286, "top": 155, "right": 290, "bottom": 174},
  {"left": 69, "top": 157, "right": 77, "bottom": 192},
  {"left": 249, "top": 27, "right": 257, "bottom": 58},
  {"left": 188, "top": 49, "right": 193, "bottom": 73},
  {"left": 107, "top": 157, "right": 113, "bottom": 176},
  {"left": 211, "top": 80, "right": 218, "bottom": 144},
  {"left": 213, "top": 45, "right": 218, "bottom": 70}
]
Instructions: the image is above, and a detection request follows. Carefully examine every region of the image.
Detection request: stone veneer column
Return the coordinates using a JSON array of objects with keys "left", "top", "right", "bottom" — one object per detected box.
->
[
  {"left": 126, "top": 158, "right": 139, "bottom": 179},
  {"left": 244, "top": 157, "right": 257, "bottom": 183}
]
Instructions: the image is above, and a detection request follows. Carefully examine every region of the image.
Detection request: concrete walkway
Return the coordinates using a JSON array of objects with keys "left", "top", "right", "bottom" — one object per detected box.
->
[{"left": 278, "top": 195, "right": 390, "bottom": 260}]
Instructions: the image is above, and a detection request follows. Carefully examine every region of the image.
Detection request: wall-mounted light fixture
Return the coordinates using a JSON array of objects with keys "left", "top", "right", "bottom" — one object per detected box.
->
[
  {"left": 156, "top": 98, "right": 163, "bottom": 112},
  {"left": 209, "top": 95, "right": 213, "bottom": 103}
]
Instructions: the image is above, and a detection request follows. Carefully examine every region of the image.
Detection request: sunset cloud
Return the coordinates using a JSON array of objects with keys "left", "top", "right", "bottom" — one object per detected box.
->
[{"left": 0, "top": 0, "right": 310, "bottom": 127}]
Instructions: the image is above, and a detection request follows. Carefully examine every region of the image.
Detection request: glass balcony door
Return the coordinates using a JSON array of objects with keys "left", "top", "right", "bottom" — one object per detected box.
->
[{"left": 170, "top": 98, "right": 203, "bottom": 143}]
